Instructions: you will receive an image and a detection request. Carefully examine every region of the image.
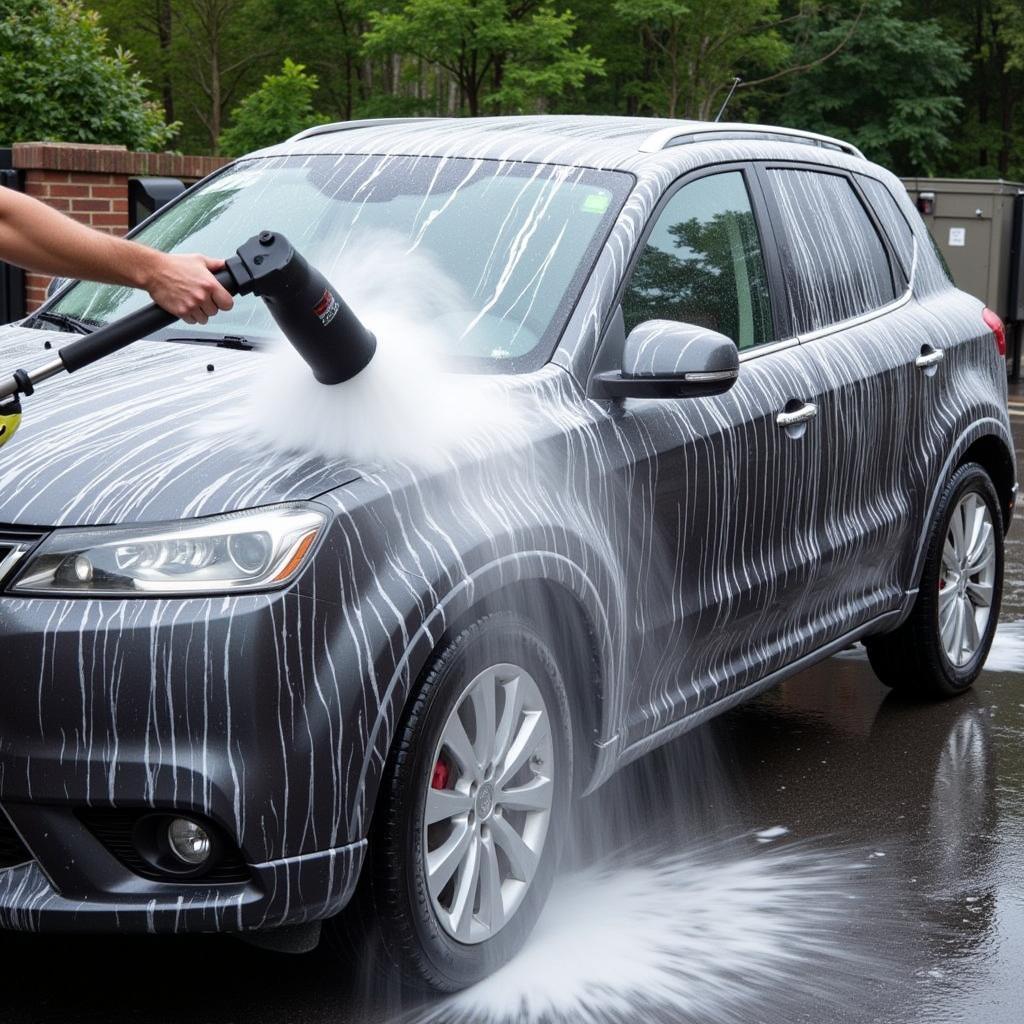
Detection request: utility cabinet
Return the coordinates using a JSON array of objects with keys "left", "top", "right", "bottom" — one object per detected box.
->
[{"left": 901, "top": 176, "right": 1023, "bottom": 380}]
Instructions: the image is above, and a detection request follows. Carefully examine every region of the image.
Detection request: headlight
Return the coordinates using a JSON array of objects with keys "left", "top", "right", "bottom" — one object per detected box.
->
[{"left": 10, "top": 504, "right": 325, "bottom": 596}]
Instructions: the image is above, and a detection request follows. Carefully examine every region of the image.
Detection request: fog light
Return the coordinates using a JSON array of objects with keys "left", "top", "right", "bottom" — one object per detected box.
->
[{"left": 167, "top": 817, "right": 212, "bottom": 866}]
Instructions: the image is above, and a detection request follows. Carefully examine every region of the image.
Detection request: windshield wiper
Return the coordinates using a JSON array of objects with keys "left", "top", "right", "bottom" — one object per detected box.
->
[
  {"left": 29, "top": 310, "right": 99, "bottom": 335},
  {"left": 161, "top": 333, "right": 257, "bottom": 351}
]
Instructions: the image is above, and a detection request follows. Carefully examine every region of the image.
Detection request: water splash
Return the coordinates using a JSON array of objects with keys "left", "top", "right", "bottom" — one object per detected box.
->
[
  {"left": 208, "top": 230, "right": 527, "bottom": 469},
  {"left": 408, "top": 837, "right": 891, "bottom": 1024},
  {"left": 985, "top": 620, "right": 1024, "bottom": 673}
]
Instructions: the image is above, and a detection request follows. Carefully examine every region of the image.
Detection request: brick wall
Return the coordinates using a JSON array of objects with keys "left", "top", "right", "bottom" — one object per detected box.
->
[{"left": 12, "top": 142, "right": 230, "bottom": 310}]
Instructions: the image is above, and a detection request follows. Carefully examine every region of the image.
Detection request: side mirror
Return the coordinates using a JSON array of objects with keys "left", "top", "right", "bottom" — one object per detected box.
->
[
  {"left": 45, "top": 276, "right": 69, "bottom": 300},
  {"left": 591, "top": 320, "right": 739, "bottom": 400}
]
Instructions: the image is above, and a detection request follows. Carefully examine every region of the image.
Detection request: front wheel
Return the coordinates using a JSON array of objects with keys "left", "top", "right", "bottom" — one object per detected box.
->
[
  {"left": 866, "top": 462, "right": 1004, "bottom": 699},
  {"left": 366, "top": 612, "right": 573, "bottom": 991}
]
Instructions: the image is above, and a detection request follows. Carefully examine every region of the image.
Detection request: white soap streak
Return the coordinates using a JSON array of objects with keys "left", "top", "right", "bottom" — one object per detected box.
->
[
  {"left": 755, "top": 825, "right": 790, "bottom": 842},
  {"left": 204, "top": 231, "right": 527, "bottom": 470},
  {"left": 984, "top": 620, "right": 1024, "bottom": 673},
  {"left": 410, "top": 840, "right": 890, "bottom": 1024}
]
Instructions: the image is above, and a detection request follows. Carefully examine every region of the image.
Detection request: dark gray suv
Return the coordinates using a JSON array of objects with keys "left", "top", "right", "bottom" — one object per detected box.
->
[{"left": 0, "top": 116, "right": 1016, "bottom": 990}]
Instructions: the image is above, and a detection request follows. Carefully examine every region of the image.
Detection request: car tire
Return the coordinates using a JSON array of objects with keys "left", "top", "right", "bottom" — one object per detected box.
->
[
  {"left": 365, "top": 611, "right": 573, "bottom": 992},
  {"left": 865, "top": 462, "right": 1004, "bottom": 699}
]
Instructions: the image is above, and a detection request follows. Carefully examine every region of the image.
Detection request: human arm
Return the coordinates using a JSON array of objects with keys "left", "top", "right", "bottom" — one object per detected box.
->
[{"left": 0, "top": 187, "right": 233, "bottom": 324}]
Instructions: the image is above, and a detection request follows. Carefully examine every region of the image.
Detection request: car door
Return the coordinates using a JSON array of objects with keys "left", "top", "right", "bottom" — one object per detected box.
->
[
  {"left": 600, "top": 166, "right": 832, "bottom": 746},
  {"left": 855, "top": 172, "right": 955, "bottom": 577},
  {"left": 757, "top": 164, "right": 922, "bottom": 635}
]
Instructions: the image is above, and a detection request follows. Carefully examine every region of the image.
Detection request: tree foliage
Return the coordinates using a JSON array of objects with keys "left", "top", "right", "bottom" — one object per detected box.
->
[
  {"left": 14, "top": 0, "right": 1024, "bottom": 179},
  {"left": 777, "top": 0, "right": 966, "bottom": 174},
  {"left": 610, "top": 0, "right": 791, "bottom": 120},
  {"left": 929, "top": 0, "right": 1024, "bottom": 179},
  {"left": 0, "top": 0, "right": 175, "bottom": 150},
  {"left": 219, "top": 58, "right": 322, "bottom": 155},
  {"left": 363, "top": 1, "right": 602, "bottom": 115}
]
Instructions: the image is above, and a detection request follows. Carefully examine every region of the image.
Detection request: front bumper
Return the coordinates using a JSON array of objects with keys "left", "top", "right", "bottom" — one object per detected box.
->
[
  {"left": 0, "top": 830, "right": 365, "bottom": 934},
  {"left": 0, "top": 582, "right": 372, "bottom": 934}
]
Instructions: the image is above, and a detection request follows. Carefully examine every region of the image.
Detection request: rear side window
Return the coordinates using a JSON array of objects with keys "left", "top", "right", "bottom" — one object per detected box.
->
[
  {"left": 857, "top": 174, "right": 915, "bottom": 278},
  {"left": 622, "top": 170, "right": 774, "bottom": 349},
  {"left": 766, "top": 168, "right": 897, "bottom": 333}
]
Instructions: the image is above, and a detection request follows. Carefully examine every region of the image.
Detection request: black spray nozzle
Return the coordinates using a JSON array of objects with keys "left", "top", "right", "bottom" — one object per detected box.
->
[
  {"left": 4, "top": 230, "right": 375, "bottom": 389},
  {"left": 226, "top": 231, "right": 376, "bottom": 385},
  {"left": 0, "top": 230, "right": 378, "bottom": 450}
]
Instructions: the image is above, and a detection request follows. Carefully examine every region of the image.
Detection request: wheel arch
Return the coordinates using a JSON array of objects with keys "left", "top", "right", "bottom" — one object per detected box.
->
[
  {"left": 906, "top": 418, "right": 1016, "bottom": 599},
  {"left": 955, "top": 433, "right": 1017, "bottom": 532},
  {"left": 349, "top": 552, "right": 619, "bottom": 840},
  {"left": 441, "top": 577, "right": 608, "bottom": 793}
]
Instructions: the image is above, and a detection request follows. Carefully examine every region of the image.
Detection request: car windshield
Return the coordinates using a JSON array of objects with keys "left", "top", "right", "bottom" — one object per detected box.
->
[{"left": 49, "top": 154, "right": 631, "bottom": 372}]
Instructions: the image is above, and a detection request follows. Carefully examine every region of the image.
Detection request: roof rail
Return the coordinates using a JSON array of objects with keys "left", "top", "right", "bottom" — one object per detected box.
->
[
  {"left": 287, "top": 117, "right": 442, "bottom": 144},
  {"left": 638, "top": 122, "right": 865, "bottom": 160}
]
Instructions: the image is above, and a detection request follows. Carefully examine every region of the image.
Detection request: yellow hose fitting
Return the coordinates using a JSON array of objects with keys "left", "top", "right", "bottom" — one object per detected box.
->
[{"left": 0, "top": 397, "right": 23, "bottom": 449}]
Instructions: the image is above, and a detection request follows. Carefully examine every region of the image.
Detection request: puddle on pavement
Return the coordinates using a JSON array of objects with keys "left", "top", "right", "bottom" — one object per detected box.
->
[{"left": 408, "top": 838, "right": 897, "bottom": 1024}]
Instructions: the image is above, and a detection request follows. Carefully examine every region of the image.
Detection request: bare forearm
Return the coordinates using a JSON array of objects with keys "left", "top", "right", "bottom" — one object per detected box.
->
[
  {"left": 0, "top": 187, "right": 158, "bottom": 288},
  {"left": 0, "top": 187, "right": 233, "bottom": 324}
]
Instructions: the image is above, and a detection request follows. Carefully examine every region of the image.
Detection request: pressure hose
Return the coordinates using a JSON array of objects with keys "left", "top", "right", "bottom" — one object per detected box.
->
[{"left": 0, "top": 231, "right": 377, "bottom": 450}]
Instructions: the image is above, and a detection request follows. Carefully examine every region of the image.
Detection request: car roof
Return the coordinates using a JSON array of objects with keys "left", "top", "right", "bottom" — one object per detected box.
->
[{"left": 254, "top": 115, "right": 864, "bottom": 173}]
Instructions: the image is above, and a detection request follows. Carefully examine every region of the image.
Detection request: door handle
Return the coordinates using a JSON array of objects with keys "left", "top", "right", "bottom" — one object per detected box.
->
[
  {"left": 915, "top": 348, "right": 944, "bottom": 369},
  {"left": 776, "top": 402, "right": 818, "bottom": 428}
]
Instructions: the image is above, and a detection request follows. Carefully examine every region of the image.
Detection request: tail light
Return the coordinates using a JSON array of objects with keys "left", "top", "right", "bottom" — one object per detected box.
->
[{"left": 982, "top": 307, "right": 1006, "bottom": 357}]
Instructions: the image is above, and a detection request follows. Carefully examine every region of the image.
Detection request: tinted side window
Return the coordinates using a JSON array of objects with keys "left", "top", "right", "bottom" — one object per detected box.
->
[
  {"left": 766, "top": 169, "right": 896, "bottom": 333},
  {"left": 622, "top": 171, "right": 774, "bottom": 349},
  {"left": 857, "top": 174, "right": 915, "bottom": 278}
]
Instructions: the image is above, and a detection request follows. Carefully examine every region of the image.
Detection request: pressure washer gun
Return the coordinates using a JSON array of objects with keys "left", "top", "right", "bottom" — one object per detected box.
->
[{"left": 0, "top": 230, "right": 376, "bottom": 451}]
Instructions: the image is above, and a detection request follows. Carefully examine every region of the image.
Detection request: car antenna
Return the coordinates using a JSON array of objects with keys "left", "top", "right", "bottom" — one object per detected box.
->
[{"left": 714, "top": 77, "right": 742, "bottom": 122}]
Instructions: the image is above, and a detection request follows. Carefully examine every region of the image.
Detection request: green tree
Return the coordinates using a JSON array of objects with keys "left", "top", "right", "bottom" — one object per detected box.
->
[
  {"left": 79, "top": 0, "right": 1022, "bottom": 175},
  {"left": 92, "top": 0, "right": 276, "bottom": 153},
  {"left": 920, "top": 0, "right": 1024, "bottom": 178},
  {"left": 259, "top": 0, "right": 367, "bottom": 122},
  {"left": 0, "top": 0, "right": 175, "bottom": 150},
  {"left": 614, "top": 0, "right": 870, "bottom": 121},
  {"left": 177, "top": 0, "right": 275, "bottom": 152},
  {"left": 220, "top": 58, "right": 323, "bottom": 155},
  {"left": 363, "top": 0, "right": 602, "bottom": 116},
  {"left": 612, "top": 0, "right": 786, "bottom": 119},
  {"left": 777, "top": 0, "right": 967, "bottom": 174}
]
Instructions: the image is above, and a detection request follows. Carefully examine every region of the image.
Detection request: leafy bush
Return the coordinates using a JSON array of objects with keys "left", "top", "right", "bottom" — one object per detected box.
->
[
  {"left": 220, "top": 59, "right": 323, "bottom": 156},
  {"left": 0, "top": 0, "right": 175, "bottom": 150}
]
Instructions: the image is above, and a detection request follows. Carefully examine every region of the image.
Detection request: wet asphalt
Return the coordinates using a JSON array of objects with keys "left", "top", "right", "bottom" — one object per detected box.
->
[{"left": 1, "top": 397, "right": 1022, "bottom": 1024}]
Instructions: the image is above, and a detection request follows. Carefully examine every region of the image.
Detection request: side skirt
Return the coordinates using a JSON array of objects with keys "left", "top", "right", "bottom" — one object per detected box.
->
[{"left": 606, "top": 606, "right": 906, "bottom": 778}]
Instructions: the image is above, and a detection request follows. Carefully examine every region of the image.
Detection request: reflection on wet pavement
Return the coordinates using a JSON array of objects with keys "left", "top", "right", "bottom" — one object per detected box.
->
[{"left": 0, "top": 418, "right": 1021, "bottom": 1024}]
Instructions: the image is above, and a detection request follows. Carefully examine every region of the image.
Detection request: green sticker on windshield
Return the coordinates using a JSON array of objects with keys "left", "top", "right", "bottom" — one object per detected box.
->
[{"left": 582, "top": 192, "right": 610, "bottom": 214}]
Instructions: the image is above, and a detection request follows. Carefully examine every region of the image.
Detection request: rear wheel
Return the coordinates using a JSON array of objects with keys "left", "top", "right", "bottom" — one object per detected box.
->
[
  {"left": 366, "top": 611, "right": 573, "bottom": 991},
  {"left": 866, "top": 463, "right": 1003, "bottom": 699}
]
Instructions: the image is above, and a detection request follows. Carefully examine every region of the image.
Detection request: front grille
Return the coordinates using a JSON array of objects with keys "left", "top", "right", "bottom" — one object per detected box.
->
[
  {"left": 0, "top": 813, "right": 32, "bottom": 870},
  {"left": 78, "top": 809, "right": 251, "bottom": 885}
]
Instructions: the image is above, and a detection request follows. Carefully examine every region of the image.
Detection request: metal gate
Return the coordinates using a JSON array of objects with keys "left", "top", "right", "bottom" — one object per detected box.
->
[{"left": 0, "top": 148, "right": 25, "bottom": 324}]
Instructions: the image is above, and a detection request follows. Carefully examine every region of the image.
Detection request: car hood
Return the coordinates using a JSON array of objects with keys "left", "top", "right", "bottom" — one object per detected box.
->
[{"left": 0, "top": 326, "right": 362, "bottom": 528}]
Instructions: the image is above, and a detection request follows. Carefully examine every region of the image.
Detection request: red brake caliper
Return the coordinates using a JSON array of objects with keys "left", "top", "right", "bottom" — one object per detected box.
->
[{"left": 431, "top": 758, "right": 450, "bottom": 790}]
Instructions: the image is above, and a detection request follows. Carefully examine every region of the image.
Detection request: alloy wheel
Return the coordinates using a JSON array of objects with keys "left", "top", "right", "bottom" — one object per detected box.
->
[
  {"left": 938, "top": 491, "right": 997, "bottom": 668},
  {"left": 423, "top": 663, "right": 554, "bottom": 945}
]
